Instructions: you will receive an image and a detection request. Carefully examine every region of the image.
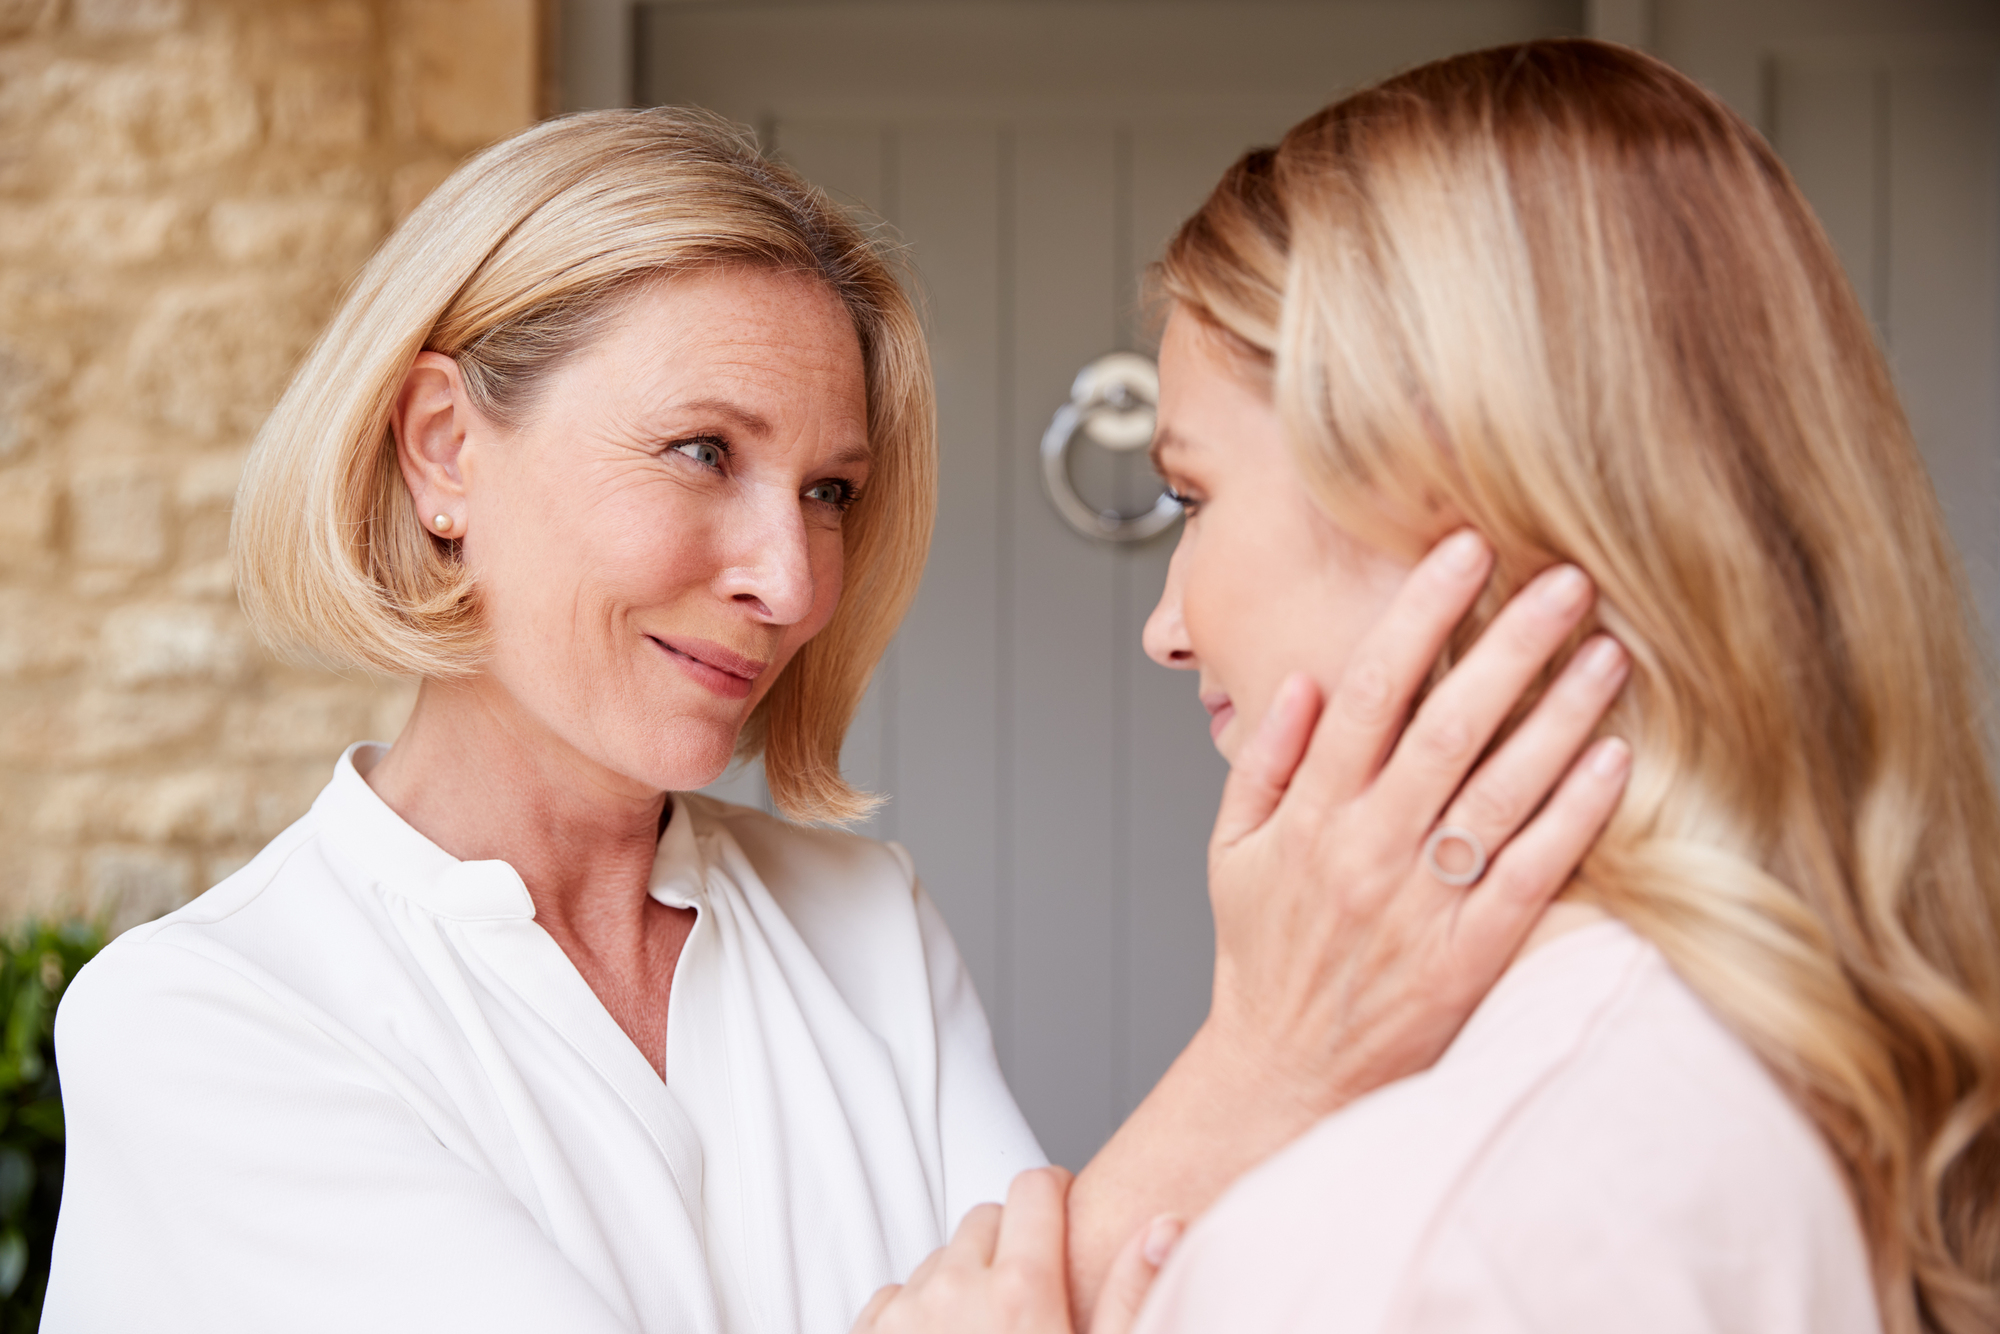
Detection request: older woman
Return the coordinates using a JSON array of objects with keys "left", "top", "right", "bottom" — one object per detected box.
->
[{"left": 42, "top": 110, "right": 1627, "bottom": 1333}]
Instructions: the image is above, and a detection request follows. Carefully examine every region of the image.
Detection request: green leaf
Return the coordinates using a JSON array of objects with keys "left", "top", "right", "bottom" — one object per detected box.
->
[{"left": 0, "top": 1229, "right": 26, "bottom": 1299}]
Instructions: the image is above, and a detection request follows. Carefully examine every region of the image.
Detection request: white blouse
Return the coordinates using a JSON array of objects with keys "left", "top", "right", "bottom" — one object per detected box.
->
[
  {"left": 45, "top": 745, "right": 1044, "bottom": 1334},
  {"left": 1134, "top": 920, "right": 1880, "bottom": 1334}
]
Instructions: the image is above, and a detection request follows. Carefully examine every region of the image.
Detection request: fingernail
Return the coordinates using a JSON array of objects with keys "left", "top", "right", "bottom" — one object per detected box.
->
[
  {"left": 1441, "top": 530, "right": 1487, "bottom": 574},
  {"left": 1536, "top": 565, "right": 1590, "bottom": 612},
  {"left": 1142, "top": 1217, "right": 1185, "bottom": 1268},
  {"left": 1589, "top": 737, "right": 1631, "bottom": 778},
  {"left": 1578, "top": 636, "right": 1625, "bottom": 680}
]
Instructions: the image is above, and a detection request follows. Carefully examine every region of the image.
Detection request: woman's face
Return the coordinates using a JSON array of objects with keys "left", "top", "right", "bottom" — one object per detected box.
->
[
  {"left": 446, "top": 268, "right": 870, "bottom": 793},
  {"left": 1144, "top": 308, "right": 1414, "bottom": 762}
]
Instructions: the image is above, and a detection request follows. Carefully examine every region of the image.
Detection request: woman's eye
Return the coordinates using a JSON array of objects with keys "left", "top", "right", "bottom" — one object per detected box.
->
[
  {"left": 1164, "top": 485, "right": 1200, "bottom": 516},
  {"left": 805, "top": 479, "right": 859, "bottom": 511},
  {"left": 669, "top": 437, "right": 727, "bottom": 469}
]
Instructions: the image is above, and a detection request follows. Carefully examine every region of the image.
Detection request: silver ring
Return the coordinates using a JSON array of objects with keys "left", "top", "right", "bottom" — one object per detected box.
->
[{"left": 1422, "top": 824, "right": 1488, "bottom": 888}]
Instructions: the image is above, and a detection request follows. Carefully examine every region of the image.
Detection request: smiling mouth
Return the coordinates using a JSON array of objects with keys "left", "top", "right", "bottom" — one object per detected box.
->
[
  {"left": 647, "top": 635, "right": 768, "bottom": 700},
  {"left": 1200, "top": 692, "right": 1235, "bottom": 741}
]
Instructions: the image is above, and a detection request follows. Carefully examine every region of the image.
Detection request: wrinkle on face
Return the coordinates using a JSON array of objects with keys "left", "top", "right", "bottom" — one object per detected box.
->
[{"left": 452, "top": 267, "right": 871, "bottom": 796}]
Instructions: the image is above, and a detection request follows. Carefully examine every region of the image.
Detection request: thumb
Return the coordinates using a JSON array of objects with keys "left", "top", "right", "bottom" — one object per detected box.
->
[
  {"left": 1089, "top": 1215, "right": 1183, "bottom": 1334},
  {"left": 1210, "top": 673, "right": 1320, "bottom": 850}
]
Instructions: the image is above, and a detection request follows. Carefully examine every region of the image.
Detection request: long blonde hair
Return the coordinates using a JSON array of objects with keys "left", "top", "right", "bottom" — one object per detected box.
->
[
  {"left": 233, "top": 107, "right": 935, "bottom": 823},
  {"left": 1160, "top": 39, "right": 2000, "bottom": 1332}
]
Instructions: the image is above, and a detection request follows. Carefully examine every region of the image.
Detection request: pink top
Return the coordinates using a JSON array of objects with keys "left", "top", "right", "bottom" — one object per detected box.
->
[{"left": 1135, "top": 921, "right": 1881, "bottom": 1334}]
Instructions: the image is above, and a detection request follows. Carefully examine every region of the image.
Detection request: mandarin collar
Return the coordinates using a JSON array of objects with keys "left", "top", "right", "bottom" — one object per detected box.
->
[
  {"left": 318, "top": 744, "right": 720, "bottom": 922},
  {"left": 649, "top": 791, "right": 716, "bottom": 911},
  {"left": 317, "top": 743, "right": 535, "bottom": 922}
]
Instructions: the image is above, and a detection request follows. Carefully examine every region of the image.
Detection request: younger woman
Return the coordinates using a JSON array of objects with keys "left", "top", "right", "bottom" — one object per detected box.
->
[{"left": 863, "top": 38, "right": 2000, "bottom": 1334}]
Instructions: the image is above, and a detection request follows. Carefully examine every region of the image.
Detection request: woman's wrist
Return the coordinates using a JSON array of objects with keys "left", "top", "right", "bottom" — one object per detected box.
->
[{"left": 1184, "top": 999, "right": 1357, "bottom": 1130}]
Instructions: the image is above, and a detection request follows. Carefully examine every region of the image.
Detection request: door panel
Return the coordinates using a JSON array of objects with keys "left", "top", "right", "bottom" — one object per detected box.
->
[
  {"left": 649, "top": 1, "right": 1602, "bottom": 1169},
  {"left": 1764, "top": 36, "right": 2000, "bottom": 644},
  {"left": 884, "top": 124, "right": 1009, "bottom": 1005},
  {"left": 627, "top": 0, "right": 2000, "bottom": 1168}
]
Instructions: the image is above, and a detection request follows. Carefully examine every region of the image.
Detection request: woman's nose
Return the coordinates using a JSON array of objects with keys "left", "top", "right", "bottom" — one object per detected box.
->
[
  {"left": 1143, "top": 537, "right": 1198, "bottom": 670},
  {"left": 718, "top": 493, "right": 816, "bottom": 625}
]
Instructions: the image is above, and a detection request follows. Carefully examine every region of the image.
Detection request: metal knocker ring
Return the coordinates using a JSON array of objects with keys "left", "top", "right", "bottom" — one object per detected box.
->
[{"left": 1040, "top": 352, "right": 1181, "bottom": 544}]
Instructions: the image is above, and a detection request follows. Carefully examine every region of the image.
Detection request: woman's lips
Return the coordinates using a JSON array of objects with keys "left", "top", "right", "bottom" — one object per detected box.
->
[
  {"left": 1201, "top": 692, "right": 1235, "bottom": 741},
  {"left": 648, "top": 635, "right": 767, "bottom": 701}
]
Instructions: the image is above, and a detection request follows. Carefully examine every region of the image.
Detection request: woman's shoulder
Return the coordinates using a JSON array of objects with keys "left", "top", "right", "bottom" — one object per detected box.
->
[
  {"left": 1139, "top": 921, "right": 1879, "bottom": 1334},
  {"left": 1391, "top": 923, "right": 1879, "bottom": 1329}
]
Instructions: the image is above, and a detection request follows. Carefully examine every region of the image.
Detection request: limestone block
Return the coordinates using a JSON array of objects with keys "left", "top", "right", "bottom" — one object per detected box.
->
[
  {"left": 0, "top": 691, "right": 61, "bottom": 761},
  {"left": 30, "top": 775, "right": 111, "bottom": 841},
  {"left": 0, "top": 36, "right": 260, "bottom": 193},
  {"left": 178, "top": 448, "right": 249, "bottom": 509},
  {"left": 171, "top": 557, "right": 236, "bottom": 600},
  {"left": 0, "top": 199, "right": 185, "bottom": 265},
  {"left": 0, "top": 846, "right": 77, "bottom": 921},
  {"left": 71, "top": 569, "right": 141, "bottom": 600},
  {"left": 70, "top": 685, "right": 220, "bottom": 759},
  {"left": 176, "top": 507, "right": 231, "bottom": 568},
  {"left": 390, "top": 156, "right": 457, "bottom": 221},
  {"left": 203, "top": 851, "right": 251, "bottom": 890},
  {"left": 249, "top": 760, "right": 330, "bottom": 838},
  {"left": 269, "top": 1, "right": 372, "bottom": 57},
  {"left": 0, "top": 343, "right": 42, "bottom": 460},
  {"left": 124, "top": 277, "right": 330, "bottom": 439},
  {"left": 0, "top": 589, "right": 89, "bottom": 679},
  {"left": 396, "top": 0, "right": 538, "bottom": 150},
  {"left": 73, "top": 0, "right": 186, "bottom": 34},
  {"left": 69, "top": 467, "right": 167, "bottom": 568},
  {"left": 123, "top": 769, "right": 254, "bottom": 842},
  {"left": 223, "top": 686, "right": 370, "bottom": 760},
  {"left": 268, "top": 69, "right": 372, "bottom": 147},
  {"left": 87, "top": 844, "right": 193, "bottom": 934},
  {"left": 96, "top": 603, "right": 250, "bottom": 686},
  {"left": 0, "top": 0, "right": 58, "bottom": 40},
  {"left": 0, "top": 466, "right": 56, "bottom": 564},
  {"left": 208, "top": 196, "right": 381, "bottom": 265}
]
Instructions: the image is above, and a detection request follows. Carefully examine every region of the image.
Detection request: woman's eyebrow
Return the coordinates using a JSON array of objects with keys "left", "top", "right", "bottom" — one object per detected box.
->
[
  {"left": 669, "top": 397, "right": 774, "bottom": 438},
  {"left": 663, "top": 396, "right": 872, "bottom": 468},
  {"left": 1149, "top": 426, "right": 1190, "bottom": 476}
]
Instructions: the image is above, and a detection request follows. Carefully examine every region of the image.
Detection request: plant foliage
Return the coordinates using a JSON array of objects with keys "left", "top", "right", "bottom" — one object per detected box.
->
[{"left": 0, "top": 921, "right": 105, "bottom": 1333}]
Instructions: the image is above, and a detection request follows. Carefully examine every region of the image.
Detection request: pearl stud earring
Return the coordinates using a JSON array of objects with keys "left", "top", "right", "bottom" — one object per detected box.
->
[{"left": 433, "top": 513, "right": 454, "bottom": 534}]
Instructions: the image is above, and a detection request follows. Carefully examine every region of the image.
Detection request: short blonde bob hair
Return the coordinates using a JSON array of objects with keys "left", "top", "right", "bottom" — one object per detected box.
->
[
  {"left": 1162, "top": 39, "right": 2000, "bottom": 1334},
  {"left": 233, "top": 108, "right": 936, "bottom": 825}
]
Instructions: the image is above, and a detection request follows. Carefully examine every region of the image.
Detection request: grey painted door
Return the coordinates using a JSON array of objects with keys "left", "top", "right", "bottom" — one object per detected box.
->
[
  {"left": 632, "top": 0, "right": 1591, "bottom": 1169},
  {"left": 594, "top": 0, "right": 2000, "bottom": 1168}
]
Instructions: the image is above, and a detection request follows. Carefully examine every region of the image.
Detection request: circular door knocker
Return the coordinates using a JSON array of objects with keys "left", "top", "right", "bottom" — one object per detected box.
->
[{"left": 1040, "top": 351, "right": 1180, "bottom": 544}]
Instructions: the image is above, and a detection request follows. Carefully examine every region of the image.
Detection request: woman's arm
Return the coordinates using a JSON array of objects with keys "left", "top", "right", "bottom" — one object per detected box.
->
[
  {"left": 46, "top": 939, "right": 635, "bottom": 1334},
  {"left": 1062, "top": 537, "right": 1630, "bottom": 1321}
]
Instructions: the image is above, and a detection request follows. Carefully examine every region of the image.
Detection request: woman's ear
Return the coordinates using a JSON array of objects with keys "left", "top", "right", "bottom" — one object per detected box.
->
[{"left": 392, "top": 351, "right": 475, "bottom": 538}]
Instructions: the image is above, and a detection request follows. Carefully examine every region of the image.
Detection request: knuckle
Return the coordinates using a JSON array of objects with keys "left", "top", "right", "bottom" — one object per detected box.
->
[
  {"left": 1454, "top": 780, "right": 1522, "bottom": 833},
  {"left": 990, "top": 1259, "right": 1049, "bottom": 1313},
  {"left": 1500, "top": 606, "right": 1557, "bottom": 658},
  {"left": 1336, "top": 658, "right": 1397, "bottom": 726},
  {"left": 1412, "top": 712, "right": 1477, "bottom": 768}
]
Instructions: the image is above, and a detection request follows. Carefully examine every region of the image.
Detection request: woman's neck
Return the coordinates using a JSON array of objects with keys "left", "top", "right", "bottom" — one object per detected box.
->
[
  {"left": 363, "top": 676, "right": 671, "bottom": 943},
  {"left": 365, "top": 676, "right": 697, "bottom": 1078}
]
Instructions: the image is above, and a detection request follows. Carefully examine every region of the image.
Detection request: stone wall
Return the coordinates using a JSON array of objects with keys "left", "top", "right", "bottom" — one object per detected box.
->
[{"left": 0, "top": 0, "right": 543, "bottom": 929}]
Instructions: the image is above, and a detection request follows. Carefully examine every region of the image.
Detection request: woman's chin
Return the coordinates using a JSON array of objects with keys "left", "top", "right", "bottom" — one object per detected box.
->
[{"left": 627, "top": 725, "right": 744, "bottom": 795}]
